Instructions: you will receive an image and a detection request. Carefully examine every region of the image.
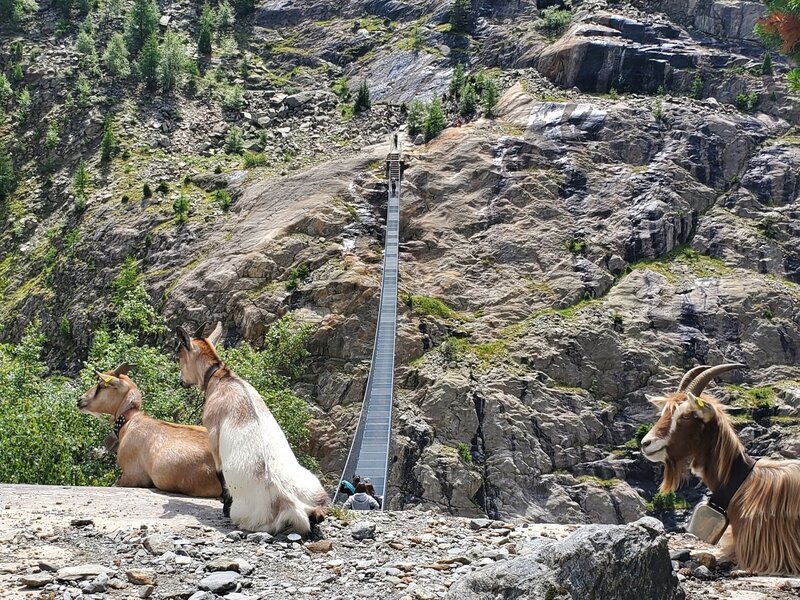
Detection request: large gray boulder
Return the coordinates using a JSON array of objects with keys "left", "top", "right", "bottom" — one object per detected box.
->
[{"left": 447, "top": 518, "right": 684, "bottom": 600}]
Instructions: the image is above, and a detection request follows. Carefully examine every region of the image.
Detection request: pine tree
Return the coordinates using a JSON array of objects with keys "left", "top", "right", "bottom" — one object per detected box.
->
[
  {"left": 0, "top": 73, "right": 12, "bottom": 106},
  {"left": 76, "top": 29, "right": 95, "bottom": 55},
  {"left": 100, "top": 118, "right": 117, "bottom": 162},
  {"left": 216, "top": 0, "right": 235, "bottom": 29},
  {"left": 353, "top": 79, "right": 371, "bottom": 113},
  {"left": 72, "top": 160, "right": 91, "bottom": 202},
  {"left": 424, "top": 97, "right": 445, "bottom": 141},
  {"left": 104, "top": 33, "right": 131, "bottom": 78},
  {"left": 138, "top": 32, "right": 160, "bottom": 91},
  {"left": 458, "top": 82, "right": 478, "bottom": 116},
  {"left": 198, "top": 3, "right": 214, "bottom": 55},
  {"left": 406, "top": 99, "right": 426, "bottom": 136},
  {"left": 449, "top": 63, "right": 465, "bottom": 97},
  {"left": 480, "top": 77, "right": 498, "bottom": 116},
  {"left": 450, "top": 0, "right": 472, "bottom": 34},
  {"left": 159, "top": 30, "right": 186, "bottom": 94},
  {"left": 124, "top": 0, "right": 160, "bottom": 55}
]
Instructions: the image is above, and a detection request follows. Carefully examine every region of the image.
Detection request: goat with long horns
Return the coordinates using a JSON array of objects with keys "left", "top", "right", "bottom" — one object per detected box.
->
[{"left": 641, "top": 364, "right": 800, "bottom": 575}]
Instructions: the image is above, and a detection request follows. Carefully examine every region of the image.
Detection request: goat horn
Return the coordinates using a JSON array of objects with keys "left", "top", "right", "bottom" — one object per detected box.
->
[
  {"left": 685, "top": 363, "right": 747, "bottom": 397},
  {"left": 193, "top": 322, "right": 208, "bottom": 339},
  {"left": 677, "top": 365, "right": 711, "bottom": 392},
  {"left": 112, "top": 363, "right": 132, "bottom": 376}
]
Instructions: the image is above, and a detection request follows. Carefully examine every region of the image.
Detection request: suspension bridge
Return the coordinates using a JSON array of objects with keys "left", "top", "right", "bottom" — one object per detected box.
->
[{"left": 335, "top": 135, "right": 403, "bottom": 506}]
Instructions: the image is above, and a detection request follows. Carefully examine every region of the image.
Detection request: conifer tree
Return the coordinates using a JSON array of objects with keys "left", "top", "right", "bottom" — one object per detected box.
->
[
  {"left": 124, "top": 0, "right": 160, "bottom": 55},
  {"left": 104, "top": 33, "right": 131, "bottom": 78},
  {"left": 138, "top": 32, "right": 160, "bottom": 91},
  {"left": 198, "top": 4, "right": 214, "bottom": 55}
]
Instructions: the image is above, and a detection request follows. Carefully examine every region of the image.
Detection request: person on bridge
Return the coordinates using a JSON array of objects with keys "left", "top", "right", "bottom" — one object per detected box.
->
[
  {"left": 364, "top": 478, "right": 382, "bottom": 508},
  {"left": 343, "top": 481, "right": 380, "bottom": 511}
]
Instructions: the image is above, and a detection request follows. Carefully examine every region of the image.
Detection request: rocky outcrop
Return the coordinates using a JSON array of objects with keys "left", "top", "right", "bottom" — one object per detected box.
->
[
  {"left": 448, "top": 517, "right": 684, "bottom": 600},
  {"left": 649, "top": 0, "right": 765, "bottom": 41}
]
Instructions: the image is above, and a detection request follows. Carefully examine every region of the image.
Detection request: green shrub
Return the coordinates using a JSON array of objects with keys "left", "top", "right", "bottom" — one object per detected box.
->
[
  {"left": 450, "top": 63, "right": 466, "bottom": 97},
  {"left": 353, "top": 79, "right": 371, "bottom": 113},
  {"left": 142, "top": 182, "right": 152, "bottom": 198},
  {"left": 198, "top": 3, "right": 214, "bottom": 55},
  {"left": 480, "top": 76, "right": 498, "bottom": 117},
  {"left": 0, "top": 73, "right": 12, "bottom": 106},
  {"left": 690, "top": 72, "right": 703, "bottom": 99},
  {"left": 216, "top": 0, "right": 235, "bottom": 29},
  {"left": 735, "top": 91, "right": 758, "bottom": 112},
  {"left": 124, "top": 0, "right": 159, "bottom": 55},
  {"left": 565, "top": 238, "right": 586, "bottom": 255},
  {"left": 648, "top": 491, "right": 689, "bottom": 510},
  {"left": 221, "top": 84, "right": 244, "bottom": 110},
  {"left": 331, "top": 76, "right": 352, "bottom": 103},
  {"left": 242, "top": 151, "right": 266, "bottom": 168},
  {"left": 157, "top": 180, "right": 170, "bottom": 194},
  {"left": 457, "top": 441, "right": 473, "bottom": 463},
  {"left": 138, "top": 33, "right": 160, "bottom": 91},
  {"left": 159, "top": 30, "right": 187, "bottom": 94},
  {"left": 406, "top": 99, "right": 426, "bottom": 136},
  {"left": 624, "top": 423, "right": 652, "bottom": 449},
  {"left": 424, "top": 97, "right": 445, "bottom": 141},
  {"left": 72, "top": 160, "right": 90, "bottom": 204},
  {"left": 103, "top": 33, "right": 131, "bottom": 79},
  {"left": 45, "top": 120, "right": 60, "bottom": 151},
  {"left": 173, "top": 191, "right": 190, "bottom": 222},
  {"left": 76, "top": 29, "right": 95, "bottom": 55},
  {"left": 100, "top": 117, "right": 117, "bottom": 162},
  {"left": 762, "top": 52, "right": 773, "bottom": 76},
  {"left": 536, "top": 7, "right": 573, "bottom": 35},
  {"left": 459, "top": 82, "right": 478, "bottom": 116},
  {"left": 449, "top": 0, "right": 472, "bottom": 34},
  {"left": 285, "top": 263, "right": 311, "bottom": 291},
  {"left": 0, "top": 147, "right": 15, "bottom": 201},
  {"left": 214, "top": 188, "right": 232, "bottom": 211},
  {"left": 405, "top": 294, "right": 461, "bottom": 320},
  {"left": 224, "top": 126, "right": 244, "bottom": 154}
]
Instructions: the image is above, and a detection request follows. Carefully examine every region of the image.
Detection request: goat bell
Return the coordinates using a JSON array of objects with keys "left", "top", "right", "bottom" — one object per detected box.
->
[{"left": 687, "top": 500, "right": 728, "bottom": 544}]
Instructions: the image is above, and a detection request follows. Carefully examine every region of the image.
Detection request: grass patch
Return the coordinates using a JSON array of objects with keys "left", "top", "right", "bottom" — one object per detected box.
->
[
  {"left": 471, "top": 340, "right": 508, "bottom": 363},
  {"left": 577, "top": 475, "right": 622, "bottom": 489},
  {"left": 329, "top": 504, "right": 354, "bottom": 523},
  {"left": 725, "top": 385, "right": 776, "bottom": 409},
  {"left": 456, "top": 441, "right": 473, "bottom": 463},
  {"left": 403, "top": 294, "right": 464, "bottom": 321},
  {"left": 645, "top": 491, "right": 690, "bottom": 511},
  {"left": 629, "top": 244, "right": 730, "bottom": 282},
  {"left": 624, "top": 423, "right": 652, "bottom": 449}
]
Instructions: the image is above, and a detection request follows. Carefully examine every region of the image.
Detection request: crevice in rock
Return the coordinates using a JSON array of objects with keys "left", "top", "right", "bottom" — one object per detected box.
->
[{"left": 469, "top": 377, "right": 499, "bottom": 518}]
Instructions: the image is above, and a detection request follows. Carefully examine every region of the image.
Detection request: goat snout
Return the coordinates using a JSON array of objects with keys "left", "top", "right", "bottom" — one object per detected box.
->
[{"left": 641, "top": 438, "right": 653, "bottom": 450}]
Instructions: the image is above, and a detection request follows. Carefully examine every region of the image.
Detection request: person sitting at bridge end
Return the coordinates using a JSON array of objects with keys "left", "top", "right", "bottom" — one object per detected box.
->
[
  {"left": 338, "top": 480, "right": 356, "bottom": 497},
  {"left": 343, "top": 481, "right": 380, "bottom": 511},
  {"left": 364, "top": 478, "right": 383, "bottom": 508}
]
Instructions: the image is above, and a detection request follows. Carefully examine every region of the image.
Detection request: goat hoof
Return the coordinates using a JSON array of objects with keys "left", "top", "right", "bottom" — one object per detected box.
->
[{"left": 308, "top": 507, "right": 328, "bottom": 526}]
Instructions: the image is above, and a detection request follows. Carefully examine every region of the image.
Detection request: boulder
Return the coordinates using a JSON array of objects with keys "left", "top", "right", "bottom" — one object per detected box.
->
[{"left": 447, "top": 518, "right": 684, "bottom": 600}]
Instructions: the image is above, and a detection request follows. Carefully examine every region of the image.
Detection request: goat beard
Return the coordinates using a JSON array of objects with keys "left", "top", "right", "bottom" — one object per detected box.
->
[{"left": 660, "top": 456, "right": 690, "bottom": 494}]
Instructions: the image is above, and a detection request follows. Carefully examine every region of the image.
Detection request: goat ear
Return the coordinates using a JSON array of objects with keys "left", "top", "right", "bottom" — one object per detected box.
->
[
  {"left": 686, "top": 391, "right": 715, "bottom": 421},
  {"left": 111, "top": 363, "right": 132, "bottom": 377},
  {"left": 176, "top": 326, "right": 192, "bottom": 349},
  {"left": 645, "top": 394, "right": 667, "bottom": 408},
  {"left": 193, "top": 322, "right": 208, "bottom": 338},
  {"left": 207, "top": 321, "right": 223, "bottom": 347}
]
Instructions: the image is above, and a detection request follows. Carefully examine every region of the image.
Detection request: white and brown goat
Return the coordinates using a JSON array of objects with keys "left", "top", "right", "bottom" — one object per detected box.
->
[
  {"left": 641, "top": 364, "right": 800, "bottom": 575},
  {"left": 79, "top": 363, "right": 222, "bottom": 497},
  {"left": 175, "top": 323, "right": 328, "bottom": 534}
]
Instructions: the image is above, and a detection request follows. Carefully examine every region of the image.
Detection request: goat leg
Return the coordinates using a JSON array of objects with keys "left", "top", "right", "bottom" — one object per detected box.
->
[{"left": 217, "top": 471, "right": 232, "bottom": 518}]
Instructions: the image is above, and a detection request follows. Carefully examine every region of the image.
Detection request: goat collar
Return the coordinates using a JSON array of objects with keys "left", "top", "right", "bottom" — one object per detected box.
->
[
  {"left": 202, "top": 363, "right": 223, "bottom": 392},
  {"left": 112, "top": 407, "right": 140, "bottom": 437},
  {"left": 708, "top": 452, "right": 757, "bottom": 513}
]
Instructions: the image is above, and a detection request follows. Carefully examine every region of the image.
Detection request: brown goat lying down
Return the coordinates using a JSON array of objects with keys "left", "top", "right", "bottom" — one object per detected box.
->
[
  {"left": 78, "top": 363, "right": 222, "bottom": 498},
  {"left": 642, "top": 364, "right": 800, "bottom": 575}
]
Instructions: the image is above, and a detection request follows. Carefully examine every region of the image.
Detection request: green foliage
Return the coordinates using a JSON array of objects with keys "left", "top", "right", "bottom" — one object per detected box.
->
[
  {"left": 75, "top": 73, "right": 92, "bottom": 108},
  {"left": 331, "top": 76, "right": 352, "bottom": 103},
  {"left": 624, "top": 423, "right": 652, "bottom": 449},
  {"left": 221, "top": 84, "right": 244, "bottom": 110},
  {"left": 76, "top": 29, "right": 95, "bottom": 55},
  {"left": 285, "top": 263, "right": 311, "bottom": 291},
  {"left": 242, "top": 151, "right": 266, "bottom": 168},
  {"left": 410, "top": 22, "right": 424, "bottom": 50},
  {"left": 0, "top": 146, "right": 16, "bottom": 201},
  {"left": 138, "top": 32, "right": 160, "bottom": 91},
  {"left": 216, "top": 0, "right": 235, "bottom": 29},
  {"left": 214, "top": 188, "right": 232, "bottom": 211},
  {"left": 726, "top": 385, "right": 775, "bottom": 409},
  {"left": 353, "top": 79, "right": 371, "bottom": 113},
  {"left": 72, "top": 160, "right": 90, "bottom": 208},
  {"left": 577, "top": 475, "right": 622, "bottom": 488},
  {"left": 0, "top": 325, "right": 117, "bottom": 486},
  {"left": 789, "top": 68, "right": 800, "bottom": 91},
  {"left": 142, "top": 182, "right": 152, "bottom": 198},
  {"left": 45, "top": 120, "right": 60, "bottom": 151},
  {"left": 480, "top": 76, "right": 498, "bottom": 116},
  {"left": 101, "top": 117, "right": 117, "bottom": 162},
  {"left": 198, "top": 3, "right": 215, "bottom": 55},
  {"left": 406, "top": 99, "right": 426, "bottom": 136},
  {"left": 124, "top": 0, "right": 160, "bottom": 55},
  {"left": 156, "top": 180, "right": 170, "bottom": 194},
  {"left": 172, "top": 191, "right": 190, "bottom": 222},
  {"left": 110, "top": 257, "right": 164, "bottom": 334},
  {"left": 224, "top": 125, "right": 244, "bottom": 154},
  {"left": 652, "top": 97, "right": 664, "bottom": 120},
  {"left": 450, "top": 63, "right": 466, "bottom": 97},
  {"left": 762, "top": 52, "right": 773, "bottom": 76},
  {"left": 103, "top": 33, "right": 131, "bottom": 78},
  {"left": 404, "top": 294, "right": 462, "bottom": 320},
  {"left": 10, "top": 63, "right": 24, "bottom": 83},
  {"left": 648, "top": 490, "right": 689, "bottom": 511},
  {"left": 0, "top": 73, "right": 12, "bottom": 106},
  {"left": 159, "top": 30, "right": 187, "bottom": 94},
  {"left": 536, "top": 7, "right": 573, "bottom": 36},
  {"left": 449, "top": 0, "right": 472, "bottom": 34},
  {"left": 424, "top": 97, "right": 446, "bottom": 141},
  {"left": 690, "top": 72, "right": 703, "bottom": 99},
  {"left": 735, "top": 91, "right": 758, "bottom": 112},
  {"left": 459, "top": 82, "right": 478, "bottom": 116},
  {"left": 565, "top": 238, "right": 587, "bottom": 255},
  {"left": 456, "top": 441, "right": 473, "bottom": 463},
  {"left": 0, "top": 0, "right": 38, "bottom": 22}
]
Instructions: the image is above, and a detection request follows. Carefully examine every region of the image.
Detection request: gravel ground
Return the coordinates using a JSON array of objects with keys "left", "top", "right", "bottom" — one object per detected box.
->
[{"left": 1, "top": 485, "right": 799, "bottom": 600}]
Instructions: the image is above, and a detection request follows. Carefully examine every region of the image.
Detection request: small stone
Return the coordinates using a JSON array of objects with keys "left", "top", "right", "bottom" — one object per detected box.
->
[
  {"left": 470, "top": 519, "right": 492, "bottom": 530},
  {"left": 188, "top": 592, "right": 211, "bottom": 600},
  {"left": 144, "top": 535, "right": 173, "bottom": 555},
  {"left": 246, "top": 532, "right": 273, "bottom": 544},
  {"left": 199, "top": 571, "right": 240, "bottom": 593},
  {"left": 306, "top": 539, "right": 333, "bottom": 553},
  {"left": 287, "top": 533, "right": 302, "bottom": 543},
  {"left": 351, "top": 521, "right": 376, "bottom": 540},
  {"left": 175, "top": 555, "right": 192, "bottom": 565},
  {"left": 693, "top": 565, "right": 714, "bottom": 580},
  {"left": 138, "top": 585, "right": 155, "bottom": 599},
  {"left": 226, "top": 531, "right": 244, "bottom": 541},
  {"left": 669, "top": 549, "right": 691, "bottom": 563},
  {"left": 206, "top": 558, "right": 239, "bottom": 572},
  {"left": 70, "top": 518, "right": 93, "bottom": 527},
  {"left": 57, "top": 564, "right": 114, "bottom": 581},
  {"left": 690, "top": 550, "right": 717, "bottom": 570},
  {"left": 126, "top": 569, "right": 157, "bottom": 585},
  {"left": 19, "top": 573, "right": 53, "bottom": 588},
  {"left": 38, "top": 561, "right": 58, "bottom": 572}
]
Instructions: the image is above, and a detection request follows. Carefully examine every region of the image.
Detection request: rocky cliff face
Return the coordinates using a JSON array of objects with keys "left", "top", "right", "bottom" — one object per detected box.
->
[{"left": 2, "top": 0, "right": 799, "bottom": 524}]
